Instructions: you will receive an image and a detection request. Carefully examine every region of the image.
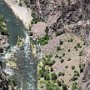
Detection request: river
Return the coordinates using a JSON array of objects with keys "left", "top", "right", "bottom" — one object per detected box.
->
[
  {"left": 0, "top": 0, "right": 25, "bottom": 46},
  {"left": 0, "top": 0, "right": 37, "bottom": 90}
]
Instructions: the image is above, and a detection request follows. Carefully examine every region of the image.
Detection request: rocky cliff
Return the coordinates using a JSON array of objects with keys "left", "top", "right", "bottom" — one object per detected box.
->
[{"left": 29, "top": 0, "right": 90, "bottom": 43}]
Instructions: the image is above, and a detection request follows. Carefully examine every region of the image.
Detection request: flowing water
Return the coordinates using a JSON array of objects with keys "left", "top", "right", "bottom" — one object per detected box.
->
[
  {"left": 0, "top": 0, "right": 25, "bottom": 46},
  {"left": 15, "top": 33, "right": 37, "bottom": 90},
  {"left": 0, "top": 0, "right": 37, "bottom": 90}
]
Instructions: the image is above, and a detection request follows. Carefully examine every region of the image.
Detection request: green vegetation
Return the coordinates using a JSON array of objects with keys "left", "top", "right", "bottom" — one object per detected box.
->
[
  {"left": 65, "top": 66, "right": 68, "bottom": 69},
  {"left": 71, "top": 66, "right": 75, "bottom": 70},
  {"left": 71, "top": 70, "right": 79, "bottom": 81},
  {"left": 74, "top": 43, "right": 82, "bottom": 51},
  {"left": 55, "top": 54, "right": 59, "bottom": 58},
  {"left": 62, "top": 53, "right": 65, "bottom": 57},
  {"left": 83, "top": 42, "right": 85, "bottom": 45},
  {"left": 79, "top": 51, "right": 83, "bottom": 56},
  {"left": 62, "top": 83, "right": 68, "bottom": 90},
  {"left": 56, "top": 31, "right": 65, "bottom": 36},
  {"left": 31, "top": 11, "right": 44, "bottom": 24},
  {"left": 59, "top": 56, "right": 62, "bottom": 59},
  {"left": 77, "top": 43, "right": 82, "bottom": 48},
  {"left": 57, "top": 46, "right": 61, "bottom": 51},
  {"left": 51, "top": 73, "right": 57, "bottom": 80},
  {"left": 23, "top": 0, "right": 30, "bottom": 7},
  {"left": 38, "top": 34, "right": 50, "bottom": 45},
  {"left": 38, "top": 55, "right": 66, "bottom": 90},
  {"left": 46, "top": 81, "right": 60, "bottom": 90},
  {"left": 50, "top": 67, "right": 53, "bottom": 72},
  {"left": 71, "top": 82, "right": 77, "bottom": 90},
  {"left": 58, "top": 72, "right": 65, "bottom": 76},
  {"left": 79, "top": 64, "right": 85, "bottom": 73},
  {"left": 74, "top": 70, "right": 79, "bottom": 77},
  {"left": 68, "top": 49, "right": 70, "bottom": 52},
  {"left": 59, "top": 40, "right": 63, "bottom": 45},
  {"left": 0, "top": 15, "right": 8, "bottom": 35},
  {"left": 44, "top": 72, "right": 50, "bottom": 80},
  {"left": 38, "top": 26, "right": 50, "bottom": 45},
  {"left": 57, "top": 80, "right": 62, "bottom": 86},
  {"left": 74, "top": 46, "right": 78, "bottom": 51},
  {"left": 67, "top": 58, "right": 71, "bottom": 61},
  {"left": 38, "top": 33, "right": 86, "bottom": 90},
  {"left": 71, "top": 76, "right": 78, "bottom": 81},
  {"left": 68, "top": 38, "right": 73, "bottom": 42},
  {"left": 61, "top": 59, "right": 64, "bottom": 63},
  {"left": 45, "top": 27, "right": 49, "bottom": 34},
  {"left": 38, "top": 55, "right": 55, "bottom": 80}
]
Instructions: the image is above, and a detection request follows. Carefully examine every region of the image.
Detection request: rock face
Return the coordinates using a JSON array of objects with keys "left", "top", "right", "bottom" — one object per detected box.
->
[
  {"left": 78, "top": 55, "right": 90, "bottom": 90},
  {"left": 78, "top": 46, "right": 90, "bottom": 90},
  {"left": 0, "top": 35, "right": 9, "bottom": 53},
  {"left": 29, "top": 0, "right": 90, "bottom": 90},
  {"left": 29, "top": 0, "right": 90, "bottom": 43}
]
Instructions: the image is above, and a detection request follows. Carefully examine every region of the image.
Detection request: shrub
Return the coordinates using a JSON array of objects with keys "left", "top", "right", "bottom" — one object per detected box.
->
[
  {"left": 58, "top": 72, "right": 65, "bottom": 76},
  {"left": 38, "top": 34, "right": 50, "bottom": 45},
  {"left": 59, "top": 56, "right": 62, "bottom": 59},
  {"left": 57, "top": 80, "right": 62, "bottom": 86},
  {"left": 71, "top": 66, "right": 75, "bottom": 70},
  {"left": 44, "top": 73, "right": 50, "bottom": 80},
  {"left": 67, "top": 58, "right": 71, "bottom": 61},
  {"left": 62, "top": 53, "right": 65, "bottom": 57},
  {"left": 65, "top": 66, "right": 68, "bottom": 69},
  {"left": 48, "top": 60, "right": 55, "bottom": 66},
  {"left": 46, "top": 82, "right": 60, "bottom": 90},
  {"left": 24, "top": 0, "right": 29, "bottom": 5},
  {"left": 79, "top": 64, "right": 85, "bottom": 73},
  {"left": 57, "top": 46, "right": 61, "bottom": 51},
  {"left": 39, "top": 69, "right": 44, "bottom": 77},
  {"left": 61, "top": 59, "right": 64, "bottom": 63},
  {"left": 50, "top": 67, "right": 53, "bottom": 72},
  {"left": 55, "top": 54, "right": 59, "bottom": 58},
  {"left": 74, "top": 46, "right": 78, "bottom": 51},
  {"left": 77, "top": 43, "right": 82, "bottom": 48},
  {"left": 56, "top": 31, "right": 65, "bottom": 36},
  {"left": 58, "top": 72, "right": 62, "bottom": 76},
  {"left": 68, "top": 49, "right": 70, "bottom": 52},
  {"left": 83, "top": 42, "right": 85, "bottom": 45},
  {"left": 71, "top": 76, "right": 78, "bottom": 81},
  {"left": 62, "top": 84, "right": 68, "bottom": 90},
  {"left": 45, "top": 27, "right": 49, "bottom": 34},
  {"left": 79, "top": 51, "right": 83, "bottom": 56},
  {"left": 62, "top": 72, "right": 65, "bottom": 76},
  {"left": 59, "top": 40, "right": 63, "bottom": 45},
  {"left": 71, "top": 82, "right": 77, "bottom": 90},
  {"left": 68, "top": 38, "right": 73, "bottom": 42},
  {"left": 74, "top": 70, "right": 79, "bottom": 77},
  {"left": 51, "top": 73, "right": 57, "bottom": 80},
  {"left": 31, "top": 11, "right": 44, "bottom": 24},
  {"left": 31, "top": 16, "right": 43, "bottom": 24}
]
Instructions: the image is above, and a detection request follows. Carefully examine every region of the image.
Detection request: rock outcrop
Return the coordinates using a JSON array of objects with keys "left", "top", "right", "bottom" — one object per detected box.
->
[{"left": 29, "top": 0, "right": 90, "bottom": 43}]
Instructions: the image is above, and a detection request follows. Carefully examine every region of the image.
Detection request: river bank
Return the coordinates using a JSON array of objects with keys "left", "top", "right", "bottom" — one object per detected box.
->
[{"left": 4, "top": 0, "right": 33, "bottom": 30}]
